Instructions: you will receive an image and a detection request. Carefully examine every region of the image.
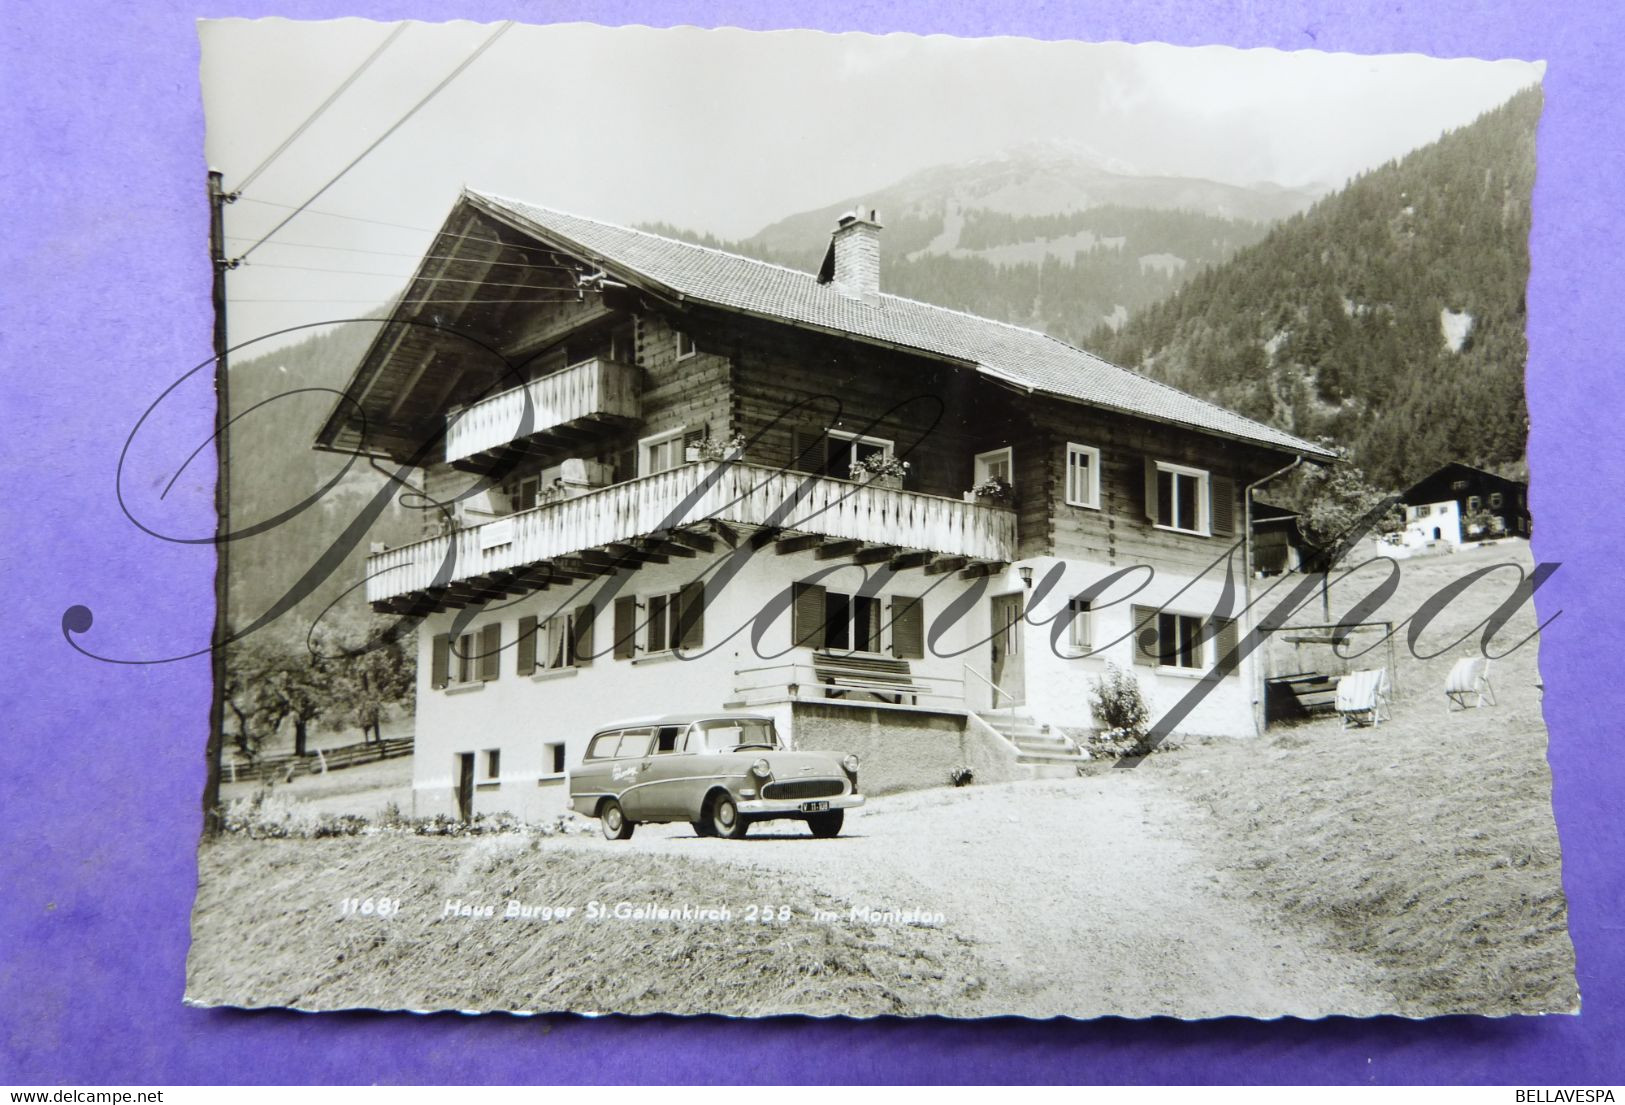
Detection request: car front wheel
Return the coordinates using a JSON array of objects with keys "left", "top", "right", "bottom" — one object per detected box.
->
[
  {"left": 600, "top": 799, "right": 635, "bottom": 841},
  {"left": 690, "top": 820, "right": 715, "bottom": 838},
  {"left": 807, "top": 810, "right": 844, "bottom": 838},
  {"left": 710, "top": 794, "right": 749, "bottom": 839}
]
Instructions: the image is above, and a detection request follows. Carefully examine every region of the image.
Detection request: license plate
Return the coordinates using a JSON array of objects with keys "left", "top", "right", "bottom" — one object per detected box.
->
[{"left": 800, "top": 800, "right": 830, "bottom": 813}]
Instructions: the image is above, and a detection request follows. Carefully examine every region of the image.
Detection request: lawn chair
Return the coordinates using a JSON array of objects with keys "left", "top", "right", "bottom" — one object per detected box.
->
[
  {"left": 1335, "top": 668, "right": 1391, "bottom": 729},
  {"left": 1445, "top": 657, "right": 1496, "bottom": 711}
]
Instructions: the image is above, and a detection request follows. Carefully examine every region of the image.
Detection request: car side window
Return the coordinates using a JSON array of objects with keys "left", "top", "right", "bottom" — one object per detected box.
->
[
  {"left": 653, "top": 725, "right": 683, "bottom": 754},
  {"left": 586, "top": 731, "right": 622, "bottom": 760},
  {"left": 617, "top": 728, "right": 655, "bottom": 758}
]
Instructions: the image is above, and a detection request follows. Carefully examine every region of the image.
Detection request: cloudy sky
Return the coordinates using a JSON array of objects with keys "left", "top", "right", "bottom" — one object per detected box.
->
[{"left": 199, "top": 19, "right": 1542, "bottom": 349}]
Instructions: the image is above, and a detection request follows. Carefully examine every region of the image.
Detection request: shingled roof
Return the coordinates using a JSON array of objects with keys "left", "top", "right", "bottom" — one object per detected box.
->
[{"left": 466, "top": 189, "right": 1334, "bottom": 460}]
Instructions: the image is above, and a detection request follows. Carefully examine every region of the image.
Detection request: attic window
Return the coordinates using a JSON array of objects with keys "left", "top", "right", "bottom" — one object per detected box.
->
[{"left": 676, "top": 330, "right": 698, "bottom": 361}]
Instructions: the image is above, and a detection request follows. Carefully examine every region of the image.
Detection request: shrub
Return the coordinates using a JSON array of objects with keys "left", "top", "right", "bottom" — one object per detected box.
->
[{"left": 1089, "top": 664, "right": 1152, "bottom": 755}]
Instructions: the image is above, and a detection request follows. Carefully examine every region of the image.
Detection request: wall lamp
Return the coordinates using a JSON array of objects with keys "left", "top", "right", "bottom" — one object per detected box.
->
[{"left": 1018, "top": 566, "right": 1034, "bottom": 589}]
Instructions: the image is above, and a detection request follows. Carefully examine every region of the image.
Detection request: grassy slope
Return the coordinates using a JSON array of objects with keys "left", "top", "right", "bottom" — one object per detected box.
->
[
  {"left": 187, "top": 835, "right": 986, "bottom": 1017},
  {"left": 1146, "top": 542, "right": 1576, "bottom": 1015}
]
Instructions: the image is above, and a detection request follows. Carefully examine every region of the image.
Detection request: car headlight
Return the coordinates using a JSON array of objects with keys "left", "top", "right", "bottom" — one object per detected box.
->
[
  {"left": 842, "top": 754, "right": 860, "bottom": 774},
  {"left": 750, "top": 758, "right": 772, "bottom": 778}
]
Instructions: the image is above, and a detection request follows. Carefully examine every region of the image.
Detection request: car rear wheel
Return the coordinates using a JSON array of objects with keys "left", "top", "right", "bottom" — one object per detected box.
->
[
  {"left": 807, "top": 810, "right": 844, "bottom": 838},
  {"left": 710, "top": 794, "right": 749, "bottom": 839},
  {"left": 600, "top": 799, "right": 635, "bottom": 841}
]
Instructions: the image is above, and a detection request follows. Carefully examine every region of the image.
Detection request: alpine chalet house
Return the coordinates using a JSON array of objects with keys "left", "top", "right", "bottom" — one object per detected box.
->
[{"left": 315, "top": 190, "right": 1335, "bottom": 821}]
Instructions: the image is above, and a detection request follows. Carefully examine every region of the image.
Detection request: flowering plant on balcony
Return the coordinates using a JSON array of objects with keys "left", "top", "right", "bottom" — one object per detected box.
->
[
  {"left": 849, "top": 452, "right": 910, "bottom": 483},
  {"left": 693, "top": 432, "right": 746, "bottom": 461},
  {"left": 970, "top": 475, "right": 1015, "bottom": 505}
]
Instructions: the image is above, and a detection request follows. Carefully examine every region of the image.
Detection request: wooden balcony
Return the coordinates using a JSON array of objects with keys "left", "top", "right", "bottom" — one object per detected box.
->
[
  {"left": 366, "top": 461, "right": 1016, "bottom": 610},
  {"left": 443, "top": 356, "right": 640, "bottom": 468}
]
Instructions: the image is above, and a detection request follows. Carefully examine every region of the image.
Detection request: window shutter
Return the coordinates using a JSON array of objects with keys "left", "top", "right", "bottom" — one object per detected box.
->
[
  {"left": 683, "top": 426, "right": 705, "bottom": 454},
  {"left": 792, "top": 582, "right": 827, "bottom": 648},
  {"left": 516, "top": 616, "right": 537, "bottom": 676},
  {"left": 1210, "top": 475, "right": 1236, "bottom": 536},
  {"left": 789, "top": 427, "right": 823, "bottom": 474},
  {"left": 478, "top": 623, "right": 502, "bottom": 682},
  {"left": 1131, "top": 605, "right": 1159, "bottom": 667},
  {"left": 890, "top": 596, "right": 924, "bottom": 659},
  {"left": 1143, "top": 458, "right": 1159, "bottom": 522},
  {"left": 676, "top": 582, "right": 705, "bottom": 650},
  {"left": 1212, "top": 616, "right": 1240, "bottom": 677},
  {"left": 573, "top": 604, "right": 596, "bottom": 666},
  {"left": 613, "top": 596, "right": 638, "bottom": 660},
  {"left": 431, "top": 633, "right": 450, "bottom": 689}
]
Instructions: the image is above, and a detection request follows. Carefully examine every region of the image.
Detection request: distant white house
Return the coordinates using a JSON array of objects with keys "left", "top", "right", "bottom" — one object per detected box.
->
[{"left": 1398, "top": 499, "right": 1464, "bottom": 553}]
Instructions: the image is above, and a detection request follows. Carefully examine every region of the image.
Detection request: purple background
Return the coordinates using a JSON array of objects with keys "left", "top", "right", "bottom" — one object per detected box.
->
[{"left": 3, "top": 0, "right": 1622, "bottom": 1085}]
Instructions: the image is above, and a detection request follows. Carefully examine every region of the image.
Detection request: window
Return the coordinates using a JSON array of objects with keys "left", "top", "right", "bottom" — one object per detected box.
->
[
  {"left": 692, "top": 717, "right": 780, "bottom": 752},
  {"left": 613, "top": 585, "right": 703, "bottom": 659},
  {"left": 645, "top": 591, "right": 680, "bottom": 653},
  {"left": 1436, "top": 504, "right": 1450, "bottom": 516},
  {"left": 610, "top": 323, "right": 637, "bottom": 364},
  {"left": 974, "top": 447, "right": 1014, "bottom": 487},
  {"left": 505, "top": 474, "right": 540, "bottom": 512},
  {"left": 1452, "top": 479, "right": 1469, "bottom": 492},
  {"left": 639, "top": 428, "right": 686, "bottom": 476},
  {"left": 1154, "top": 462, "right": 1209, "bottom": 534},
  {"left": 432, "top": 624, "right": 502, "bottom": 688},
  {"left": 1489, "top": 491, "right": 1504, "bottom": 509},
  {"left": 544, "top": 742, "right": 566, "bottom": 776},
  {"left": 1067, "top": 598, "right": 1092, "bottom": 651},
  {"left": 676, "top": 330, "right": 698, "bottom": 360},
  {"left": 791, "top": 583, "right": 896, "bottom": 654},
  {"left": 483, "top": 749, "right": 501, "bottom": 782},
  {"left": 1064, "top": 444, "right": 1100, "bottom": 508},
  {"left": 653, "top": 725, "right": 684, "bottom": 754},
  {"left": 517, "top": 607, "right": 594, "bottom": 674},
  {"left": 827, "top": 430, "right": 894, "bottom": 480},
  {"left": 542, "top": 613, "right": 575, "bottom": 670},
  {"left": 1467, "top": 495, "right": 1482, "bottom": 513},
  {"left": 585, "top": 731, "right": 622, "bottom": 760},
  {"left": 452, "top": 632, "right": 478, "bottom": 684},
  {"left": 1130, "top": 608, "right": 1241, "bottom": 675}
]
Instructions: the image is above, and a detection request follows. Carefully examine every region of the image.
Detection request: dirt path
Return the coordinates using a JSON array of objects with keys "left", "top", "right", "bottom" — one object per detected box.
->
[{"left": 541, "top": 775, "right": 1389, "bottom": 1018}]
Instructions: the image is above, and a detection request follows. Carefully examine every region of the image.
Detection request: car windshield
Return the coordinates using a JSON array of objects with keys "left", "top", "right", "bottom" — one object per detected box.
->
[{"left": 693, "top": 718, "right": 780, "bottom": 752}]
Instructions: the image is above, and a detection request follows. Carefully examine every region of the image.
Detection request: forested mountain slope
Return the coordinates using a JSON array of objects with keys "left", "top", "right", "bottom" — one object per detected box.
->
[{"left": 1088, "top": 88, "right": 1540, "bottom": 489}]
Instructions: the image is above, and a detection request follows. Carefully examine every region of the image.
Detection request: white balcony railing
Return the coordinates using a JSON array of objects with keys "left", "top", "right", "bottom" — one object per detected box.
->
[
  {"left": 443, "top": 357, "right": 640, "bottom": 465},
  {"left": 366, "top": 461, "right": 1016, "bottom": 604}
]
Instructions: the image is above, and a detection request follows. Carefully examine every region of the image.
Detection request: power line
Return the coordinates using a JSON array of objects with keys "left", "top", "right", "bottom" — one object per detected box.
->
[
  {"left": 240, "top": 262, "right": 587, "bottom": 290},
  {"left": 233, "top": 194, "right": 440, "bottom": 233},
  {"left": 233, "top": 250, "right": 582, "bottom": 274},
  {"left": 232, "top": 20, "right": 514, "bottom": 263},
  {"left": 230, "top": 296, "right": 585, "bottom": 304},
  {"left": 234, "top": 22, "right": 408, "bottom": 194}
]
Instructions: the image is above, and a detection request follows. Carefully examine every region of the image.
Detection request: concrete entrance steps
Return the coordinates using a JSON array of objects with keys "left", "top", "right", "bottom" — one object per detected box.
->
[{"left": 976, "top": 712, "right": 1092, "bottom": 770}]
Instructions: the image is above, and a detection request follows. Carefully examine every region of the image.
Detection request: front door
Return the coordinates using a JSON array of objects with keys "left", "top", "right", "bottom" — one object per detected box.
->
[
  {"left": 989, "top": 593, "right": 1026, "bottom": 708},
  {"left": 455, "top": 753, "right": 475, "bottom": 821}
]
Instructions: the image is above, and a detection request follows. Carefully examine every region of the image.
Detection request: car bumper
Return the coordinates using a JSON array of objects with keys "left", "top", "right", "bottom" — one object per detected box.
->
[{"left": 738, "top": 794, "right": 865, "bottom": 815}]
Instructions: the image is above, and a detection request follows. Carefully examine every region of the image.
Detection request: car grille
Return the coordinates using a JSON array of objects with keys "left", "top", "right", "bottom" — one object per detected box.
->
[{"left": 762, "top": 779, "right": 845, "bottom": 801}]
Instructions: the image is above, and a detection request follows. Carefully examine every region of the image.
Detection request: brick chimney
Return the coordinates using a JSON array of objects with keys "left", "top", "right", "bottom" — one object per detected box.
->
[{"left": 818, "top": 207, "right": 883, "bottom": 299}]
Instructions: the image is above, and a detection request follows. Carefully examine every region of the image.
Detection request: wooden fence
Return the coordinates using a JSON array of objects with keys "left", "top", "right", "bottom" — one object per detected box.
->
[{"left": 223, "top": 736, "right": 414, "bottom": 785}]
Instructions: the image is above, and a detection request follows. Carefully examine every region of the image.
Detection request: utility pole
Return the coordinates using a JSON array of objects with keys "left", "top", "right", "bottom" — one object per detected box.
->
[{"left": 203, "top": 169, "right": 236, "bottom": 833}]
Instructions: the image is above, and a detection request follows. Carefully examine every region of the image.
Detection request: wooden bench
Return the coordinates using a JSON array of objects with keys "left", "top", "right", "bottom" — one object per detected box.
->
[{"left": 811, "top": 653, "right": 929, "bottom": 706}]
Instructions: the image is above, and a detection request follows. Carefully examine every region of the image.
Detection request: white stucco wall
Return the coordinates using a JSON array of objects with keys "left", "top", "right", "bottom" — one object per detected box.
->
[
  {"left": 409, "top": 547, "right": 1265, "bottom": 821},
  {"left": 1007, "top": 557, "right": 1260, "bottom": 742}
]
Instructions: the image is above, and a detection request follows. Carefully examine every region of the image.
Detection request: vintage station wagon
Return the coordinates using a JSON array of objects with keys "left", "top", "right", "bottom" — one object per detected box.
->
[{"left": 567, "top": 712, "right": 863, "bottom": 840}]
